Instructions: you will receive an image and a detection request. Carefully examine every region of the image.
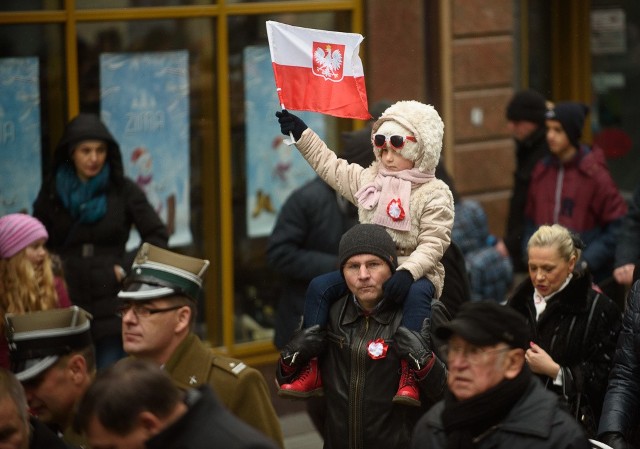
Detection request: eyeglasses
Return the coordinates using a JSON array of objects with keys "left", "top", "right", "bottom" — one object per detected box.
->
[
  {"left": 116, "top": 303, "right": 184, "bottom": 319},
  {"left": 441, "top": 344, "right": 511, "bottom": 365},
  {"left": 372, "top": 134, "right": 417, "bottom": 150}
]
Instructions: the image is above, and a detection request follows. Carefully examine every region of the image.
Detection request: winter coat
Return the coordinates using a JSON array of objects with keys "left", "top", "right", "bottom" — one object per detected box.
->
[
  {"left": 294, "top": 129, "right": 454, "bottom": 298},
  {"left": 508, "top": 273, "right": 622, "bottom": 423},
  {"left": 277, "top": 295, "right": 447, "bottom": 449},
  {"left": 505, "top": 126, "right": 549, "bottom": 272},
  {"left": 411, "top": 376, "right": 591, "bottom": 449},
  {"left": 163, "top": 333, "right": 284, "bottom": 448},
  {"left": 597, "top": 280, "right": 640, "bottom": 444},
  {"left": 267, "top": 176, "right": 358, "bottom": 349},
  {"left": 32, "top": 114, "right": 168, "bottom": 340},
  {"left": 615, "top": 182, "right": 640, "bottom": 268},
  {"left": 453, "top": 199, "right": 513, "bottom": 302},
  {"left": 524, "top": 145, "right": 627, "bottom": 282},
  {"left": 146, "top": 386, "right": 279, "bottom": 449}
]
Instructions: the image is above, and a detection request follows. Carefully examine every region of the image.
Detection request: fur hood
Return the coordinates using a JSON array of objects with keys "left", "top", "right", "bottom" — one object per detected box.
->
[{"left": 371, "top": 100, "right": 443, "bottom": 173}]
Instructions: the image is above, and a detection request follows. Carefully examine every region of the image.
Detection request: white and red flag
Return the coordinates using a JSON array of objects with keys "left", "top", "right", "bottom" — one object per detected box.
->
[{"left": 266, "top": 21, "right": 371, "bottom": 120}]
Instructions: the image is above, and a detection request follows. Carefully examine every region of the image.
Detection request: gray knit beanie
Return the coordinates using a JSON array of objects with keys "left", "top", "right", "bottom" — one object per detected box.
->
[{"left": 338, "top": 224, "right": 398, "bottom": 273}]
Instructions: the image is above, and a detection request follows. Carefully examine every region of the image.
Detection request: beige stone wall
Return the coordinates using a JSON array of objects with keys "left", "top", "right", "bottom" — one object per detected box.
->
[{"left": 448, "top": 0, "right": 516, "bottom": 236}]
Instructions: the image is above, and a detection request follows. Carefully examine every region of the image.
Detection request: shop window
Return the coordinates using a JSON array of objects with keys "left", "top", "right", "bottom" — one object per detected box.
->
[{"left": 228, "top": 12, "right": 351, "bottom": 343}]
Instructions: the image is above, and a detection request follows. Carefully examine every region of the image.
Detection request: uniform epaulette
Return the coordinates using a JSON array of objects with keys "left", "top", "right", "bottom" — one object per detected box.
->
[{"left": 212, "top": 354, "right": 248, "bottom": 377}]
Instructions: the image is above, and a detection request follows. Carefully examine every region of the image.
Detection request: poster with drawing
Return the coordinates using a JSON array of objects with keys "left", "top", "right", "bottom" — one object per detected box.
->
[
  {"left": 244, "top": 45, "right": 323, "bottom": 238},
  {"left": 0, "top": 57, "right": 41, "bottom": 215},
  {"left": 100, "top": 50, "right": 191, "bottom": 248}
]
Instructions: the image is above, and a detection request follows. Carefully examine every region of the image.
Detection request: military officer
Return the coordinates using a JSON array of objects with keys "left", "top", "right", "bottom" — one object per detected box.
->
[
  {"left": 5, "top": 306, "right": 95, "bottom": 448},
  {"left": 118, "top": 243, "right": 284, "bottom": 448}
]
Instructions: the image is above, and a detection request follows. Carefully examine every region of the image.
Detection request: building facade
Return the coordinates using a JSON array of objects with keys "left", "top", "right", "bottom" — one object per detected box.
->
[{"left": 1, "top": 0, "right": 637, "bottom": 364}]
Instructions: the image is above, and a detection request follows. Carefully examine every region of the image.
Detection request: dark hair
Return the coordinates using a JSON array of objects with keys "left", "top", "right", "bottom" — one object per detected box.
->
[{"left": 74, "top": 358, "right": 182, "bottom": 435}]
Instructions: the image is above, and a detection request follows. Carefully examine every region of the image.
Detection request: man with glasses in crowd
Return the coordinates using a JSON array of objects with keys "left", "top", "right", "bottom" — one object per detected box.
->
[
  {"left": 117, "top": 243, "right": 284, "bottom": 448},
  {"left": 5, "top": 306, "right": 95, "bottom": 447},
  {"left": 410, "top": 300, "right": 591, "bottom": 448}
]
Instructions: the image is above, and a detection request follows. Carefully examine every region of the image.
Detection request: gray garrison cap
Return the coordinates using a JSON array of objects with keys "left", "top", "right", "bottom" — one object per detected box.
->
[
  {"left": 5, "top": 306, "right": 92, "bottom": 381},
  {"left": 118, "top": 243, "right": 210, "bottom": 302}
]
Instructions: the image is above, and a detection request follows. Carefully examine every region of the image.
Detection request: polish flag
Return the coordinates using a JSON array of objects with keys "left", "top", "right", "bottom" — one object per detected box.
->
[{"left": 266, "top": 21, "right": 371, "bottom": 120}]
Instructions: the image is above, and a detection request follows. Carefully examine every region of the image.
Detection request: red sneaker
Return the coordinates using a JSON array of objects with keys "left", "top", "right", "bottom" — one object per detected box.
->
[
  {"left": 278, "top": 358, "right": 323, "bottom": 398},
  {"left": 392, "top": 359, "right": 421, "bottom": 406}
]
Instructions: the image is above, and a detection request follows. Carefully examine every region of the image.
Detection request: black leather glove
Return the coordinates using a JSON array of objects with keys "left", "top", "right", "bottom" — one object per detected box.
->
[
  {"left": 275, "top": 110, "right": 308, "bottom": 140},
  {"left": 598, "top": 432, "right": 629, "bottom": 449},
  {"left": 383, "top": 269, "right": 414, "bottom": 304},
  {"left": 394, "top": 319, "right": 433, "bottom": 371},
  {"left": 280, "top": 324, "right": 327, "bottom": 367}
]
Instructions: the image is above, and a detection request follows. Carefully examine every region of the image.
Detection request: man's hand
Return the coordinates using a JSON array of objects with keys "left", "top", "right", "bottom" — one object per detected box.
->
[
  {"left": 275, "top": 110, "right": 308, "bottom": 140},
  {"left": 280, "top": 325, "right": 326, "bottom": 367},
  {"left": 383, "top": 270, "right": 414, "bottom": 304},
  {"left": 394, "top": 320, "right": 433, "bottom": 371}
]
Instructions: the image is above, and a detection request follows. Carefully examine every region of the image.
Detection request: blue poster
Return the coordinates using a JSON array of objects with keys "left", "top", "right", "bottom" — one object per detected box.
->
[
  {"left": 100, "top": 51, "right": 191, "bottom": 248},
  {"left": 244, "top": 45, "right": 323, "bottom": 238},
  {"left": 0, "top": 57, "right": 41, "bottom": 215}
]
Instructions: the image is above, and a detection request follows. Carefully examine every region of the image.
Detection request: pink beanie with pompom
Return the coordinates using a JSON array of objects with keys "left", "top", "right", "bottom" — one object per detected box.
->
[{"left": 0, "top": 213, "right": 49, "bottom": 259}]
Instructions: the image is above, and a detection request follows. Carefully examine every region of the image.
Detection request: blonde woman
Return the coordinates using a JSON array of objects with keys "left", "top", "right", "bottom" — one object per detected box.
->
[
  {"left": 508, "top": 224, "right": 622, "bottom": 437},
  {"left": 0, "top": 213, "right": 71, "bottom": 368}
]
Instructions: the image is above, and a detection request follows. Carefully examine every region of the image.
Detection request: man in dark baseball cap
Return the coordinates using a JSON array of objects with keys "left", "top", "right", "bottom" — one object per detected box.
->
[
  {"left": 435, "top": 300, "right": 530, "bottom": 350},
  {"left": 411, "top": 300, "right": 590, "bottom": 449}
]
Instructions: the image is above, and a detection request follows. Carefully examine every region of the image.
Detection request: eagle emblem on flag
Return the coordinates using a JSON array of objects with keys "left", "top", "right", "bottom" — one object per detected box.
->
[{"left": 312, "top": 42, "right": 345, "bottom": 82}]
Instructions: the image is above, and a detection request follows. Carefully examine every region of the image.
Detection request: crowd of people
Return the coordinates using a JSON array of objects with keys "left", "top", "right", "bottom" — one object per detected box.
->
[{"left": 1, "top": 89, "right": 640, "bottom": 449}]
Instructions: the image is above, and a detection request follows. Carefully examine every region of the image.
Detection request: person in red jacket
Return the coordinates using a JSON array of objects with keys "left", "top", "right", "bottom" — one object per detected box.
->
[{"left": 523, "top": 102, "right": 627, "bottom": 292}]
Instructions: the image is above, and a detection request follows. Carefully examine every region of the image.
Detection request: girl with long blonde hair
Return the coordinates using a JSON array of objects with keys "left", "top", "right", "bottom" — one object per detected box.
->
[{"left": 0, "top": 213, "right": 71, "bottom": 368}]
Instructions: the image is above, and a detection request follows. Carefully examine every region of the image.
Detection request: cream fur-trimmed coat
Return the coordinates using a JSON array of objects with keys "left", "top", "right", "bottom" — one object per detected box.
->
[{"left": 294, "top": 129, "right": 454, "bottom": 298}]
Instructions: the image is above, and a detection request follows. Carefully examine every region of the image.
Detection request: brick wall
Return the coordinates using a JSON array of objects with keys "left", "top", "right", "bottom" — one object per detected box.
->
[{"left": 448, "top": 0, "right": 516, "bottom": 236}]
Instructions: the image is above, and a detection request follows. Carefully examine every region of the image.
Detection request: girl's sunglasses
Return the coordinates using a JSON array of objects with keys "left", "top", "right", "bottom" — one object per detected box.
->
[{"left": 372, "top": 134, "right": 417, "bottom": 150}]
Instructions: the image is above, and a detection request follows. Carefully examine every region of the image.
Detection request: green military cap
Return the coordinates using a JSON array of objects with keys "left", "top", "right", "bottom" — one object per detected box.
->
[
  {"left": 118, "top": 243, "right": 210, "bottom": 302},
  {"left": 5, "top": 306, "right": 93, "bottom": 381}
]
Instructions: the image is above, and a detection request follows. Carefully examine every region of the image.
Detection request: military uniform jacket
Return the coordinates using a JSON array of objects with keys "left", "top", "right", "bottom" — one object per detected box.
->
[{"left": 163, "top": 333, "right": 284, "bottom": 448}]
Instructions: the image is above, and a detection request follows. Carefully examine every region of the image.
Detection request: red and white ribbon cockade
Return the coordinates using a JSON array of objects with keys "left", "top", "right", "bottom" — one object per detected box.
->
[
  {"left": 367, "top": 338, "right": 388, "bottom": 360},
  {"left": 386, "top": 198, "right": 405, "bottom": 221},
  {"left": 266, "top": 20, "right": 371, "bottom": 120}
]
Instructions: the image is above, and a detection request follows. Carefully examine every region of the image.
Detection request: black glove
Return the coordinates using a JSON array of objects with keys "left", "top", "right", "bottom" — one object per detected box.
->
[
  {"left": 598, "top": 432, "right": 629, "bottom": 449},
  {"left": 275, "top": 110, "right": 308, "bottom": 140},
  {"left": 394, "top": 319, "right": 433, "bottom": 371},
  {"left": 280, "top": 324, "right": 327, "bottom": 367},
  {"left": 383, "top": 270, "right": 414, "bottom": 304}
]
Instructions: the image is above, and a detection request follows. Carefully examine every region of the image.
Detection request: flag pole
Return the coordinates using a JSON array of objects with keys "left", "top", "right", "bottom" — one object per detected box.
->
[{"left": 276, "top": 87, "right": 296, "bottom": 145}]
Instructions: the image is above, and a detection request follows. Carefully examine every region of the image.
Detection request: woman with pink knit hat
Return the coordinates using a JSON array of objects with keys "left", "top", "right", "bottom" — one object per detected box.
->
[{"left": 0, "top": 213, "right": 71, "bottom": 368}]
